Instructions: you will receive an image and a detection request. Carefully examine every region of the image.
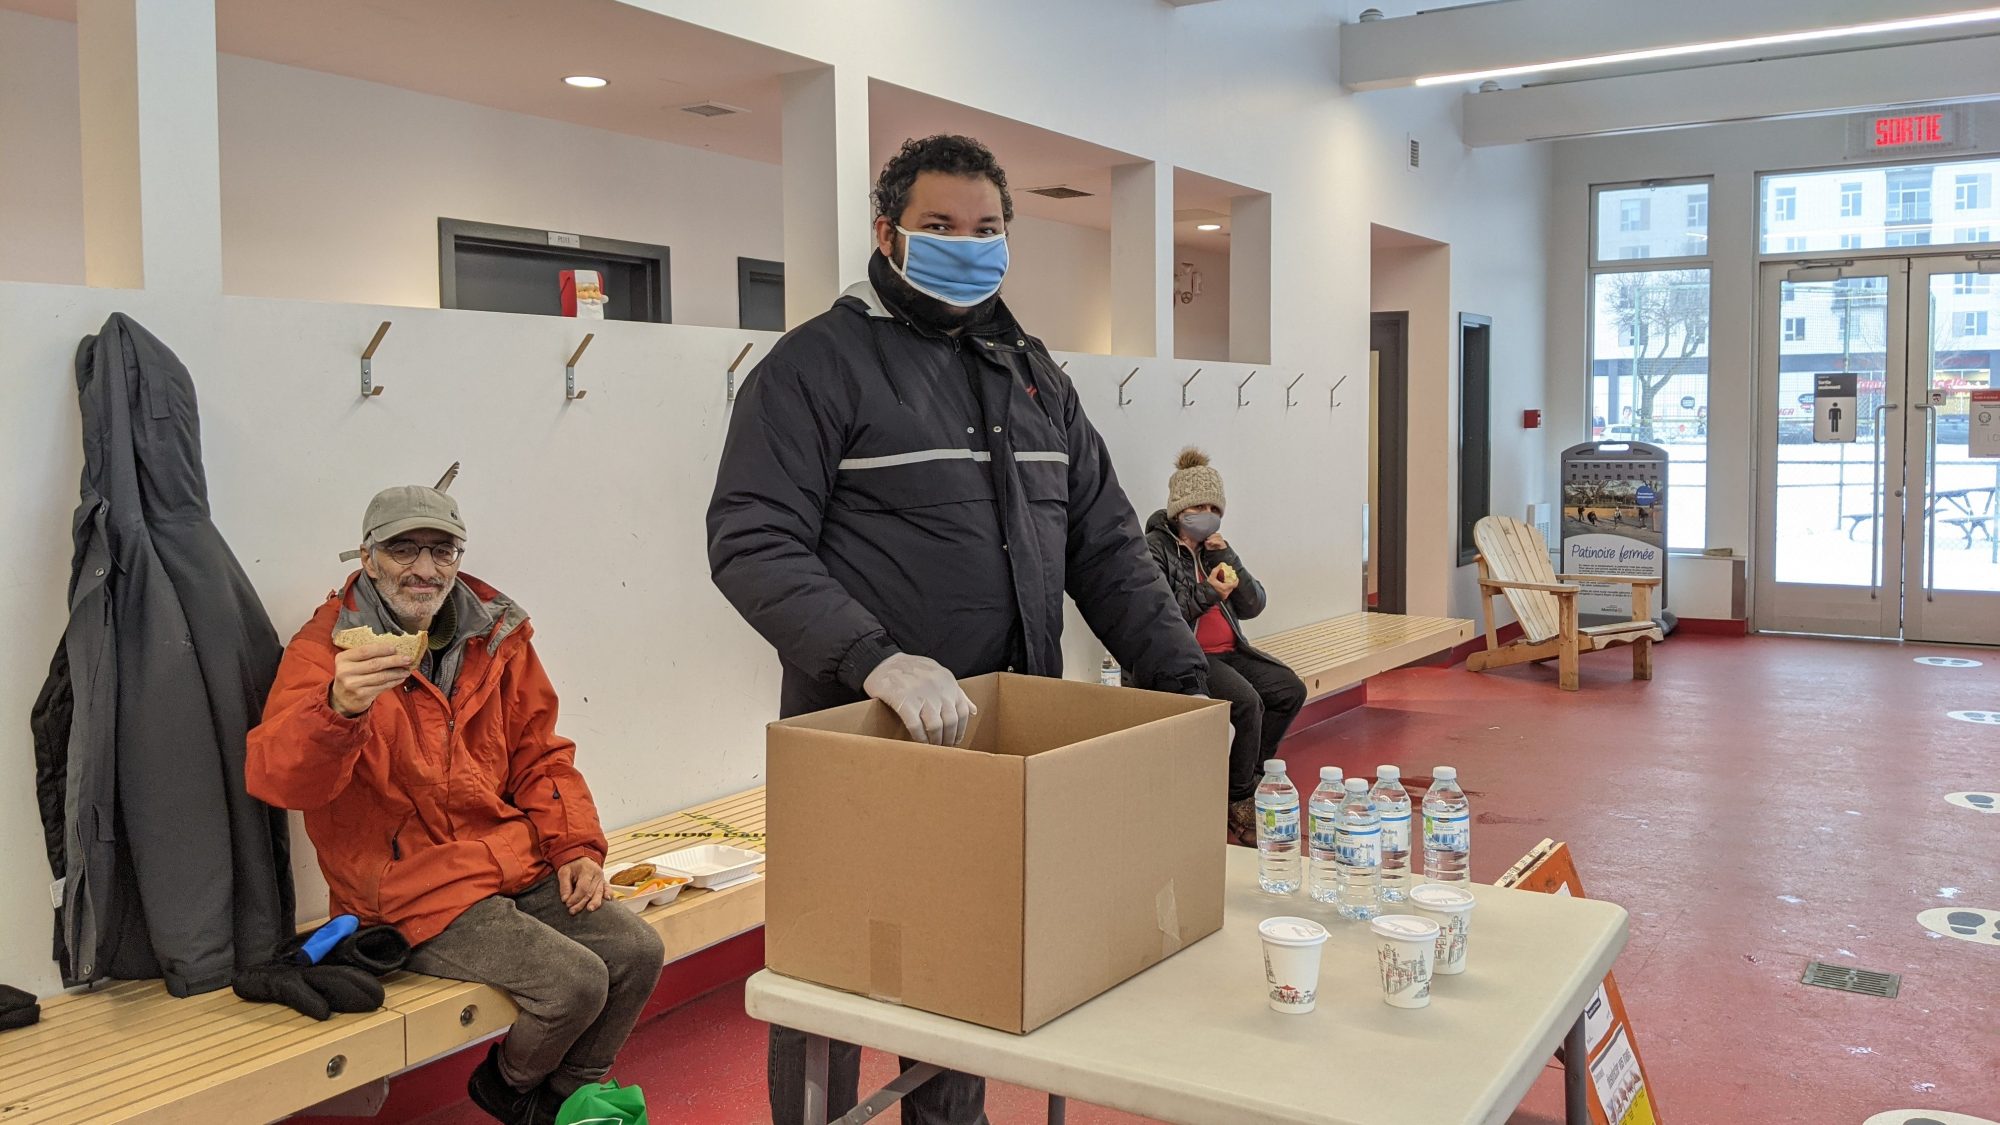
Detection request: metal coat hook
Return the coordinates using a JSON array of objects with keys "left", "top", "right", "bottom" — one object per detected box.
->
[
  {"left": 359, "top": 321, "right": 391, "bottom": 399},
  {"left": 565, "top": 334, "right": 593, "bottom": 401},
  {"left": 1236, "top": 370, "right": 1257, "bottom": 408},
  {"left": 1119, "top": 367, "right": 1139, "bottom": 407},
  {"left": 1181, "top": 368, "right": 1202, "bottom": 408},
  {"left": 727, "top": 342, "right": 755, "bottom": 403},
  {"left": 1286, "top": 373, "right": 1304, "bottom": 409},
  {"left": 1329, "top": 373, "right": 1349, "bottom": 408}
]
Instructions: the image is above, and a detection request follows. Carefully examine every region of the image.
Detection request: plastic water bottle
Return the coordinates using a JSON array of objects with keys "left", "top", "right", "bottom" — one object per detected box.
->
[
  {"left": 1334, "top": 779, "right": 1383, "bottom": 920},
  {"left": 1099, "top": 657, "right": 1120, "bottom": 687},
  {"left": 1306, "top": 767, "right": 1345, "bottom": 903},
  {"left": 1371, "top": 765, "right": 1413, "bottom": 902},
  {"left": 1255, "top": 760, "right": 1301, "bottom": 894},
  {"left": 1423, "top": 766, "right": 1471, "bottom": 885}
]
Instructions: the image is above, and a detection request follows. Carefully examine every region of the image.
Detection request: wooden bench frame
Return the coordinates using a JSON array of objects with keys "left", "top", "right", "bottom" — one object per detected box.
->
[
  {"left": 0, "top": 789, "right": 767, "bottom": 1125},
  {"left": 1254, "top": 611, "right": 1474, "bottom": 700}
]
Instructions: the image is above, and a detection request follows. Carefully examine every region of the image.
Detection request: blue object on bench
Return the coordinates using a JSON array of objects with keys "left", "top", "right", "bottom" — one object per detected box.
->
[{"left": 290, "top": 915, "right": 360, "bottom": 966}]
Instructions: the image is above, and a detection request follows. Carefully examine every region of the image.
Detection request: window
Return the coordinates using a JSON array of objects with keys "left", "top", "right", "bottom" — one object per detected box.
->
[
  {"left": 1887, "top": 171, "right": 1931, "bottom": 224},
  {"left": 1958, "top": 311, "right": 1992, "bottom": 337},
  {"left": 1839, "top": 182, "right": 1863, "bottom": 217},
  {"left": 1782, "top": 317, "right": 1808, "bottom": 342},
  {"left": 1772, "top": 186, "right": 1798, "bottom": 222},
  {"left": 1782, "top": 236, "right": 1808, "bottom": 253},
  {"left": 1955, "top": 274, "right": 1991, "bottom": 296},
  {"left": 1839, "top": 233, "right": 1864, "bottom": 250},
  {"left": 1956, "top": 173, "right": 1990, "bottom": 211},
  {"left": 1886, "top": 230, "right": 1932, "bottom": 247},
  {"left": 1595, "top": 182, "right": 1707, "bottom": 262},
  {"left": 1954, "top": 226, "right": 1993, "bottom": 244},
  {"left": 1588, "top": 265, "right": 1711, "bottom": 550}
]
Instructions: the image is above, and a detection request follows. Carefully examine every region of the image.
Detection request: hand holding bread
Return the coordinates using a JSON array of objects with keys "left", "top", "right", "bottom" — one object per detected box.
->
[{"left": 328, "top": 626, "right": 425, "bottom": 718}]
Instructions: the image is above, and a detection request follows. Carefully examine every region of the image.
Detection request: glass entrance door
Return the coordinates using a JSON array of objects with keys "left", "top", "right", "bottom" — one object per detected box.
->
[{"left": 1755, "top": 255, "right": 2000, "bottom": 641}]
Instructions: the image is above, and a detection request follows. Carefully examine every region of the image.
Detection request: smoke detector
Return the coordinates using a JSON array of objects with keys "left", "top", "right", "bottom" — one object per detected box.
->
[
  {"left": 680, "top": 102, "right": 748, "bottom": 118},
  {"left": 1024, "top": 185, "right": 1094, "bottom": 200}
]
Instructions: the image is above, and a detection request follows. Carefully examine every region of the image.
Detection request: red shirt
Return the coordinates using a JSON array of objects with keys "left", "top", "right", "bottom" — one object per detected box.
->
[{"left": 1195, "top": 604, "right": 1237, "bottom": 654}]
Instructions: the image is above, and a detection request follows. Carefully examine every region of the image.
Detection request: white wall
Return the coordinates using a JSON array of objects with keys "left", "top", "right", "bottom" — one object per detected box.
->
[
  {"left": 0, "top": 0, "right": 1553, "bottom": 995},
  {"left": 0, "top": 10, "right": 85, "bottom": 285},
  {"left": 1549, "top": 103, "right": 2000, "bottom": 618},
  {"left": 1173, "top": 245, "right": 1231, "bottom": 361},
  {"left": 1004, "top": 214, "right": 1112, "bottom": 355}
]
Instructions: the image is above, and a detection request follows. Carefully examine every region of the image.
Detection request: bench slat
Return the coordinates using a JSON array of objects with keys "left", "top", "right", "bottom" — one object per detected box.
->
[{"left": 1252, "top": 612, "right": 1472, "bottom": 698}]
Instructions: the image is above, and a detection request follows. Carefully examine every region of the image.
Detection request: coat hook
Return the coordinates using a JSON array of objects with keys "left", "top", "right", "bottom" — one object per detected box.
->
[
  {"left": 1181, "top": 368, "right": 1202, "bottom": 408},
  {"left": 359, "top": 321, "right": 391, "bottom": 399},
  {"left": 1119, "top": 367, "right": 1139, "bottom": 407},
  {"left": 1059, "top": 360, "right": 1069, "bottom": 370},
  {"left": 1285, "top": 372, "right": 1305, "bottom": 409},
  {"left": 1236, "top": 370, "right": 1257, "bottom": 408},
  {"left": 727, "top": 341, "right": 755, "bottom": 403},
  {"left": 1329, "top": 373, "right": 1349, "bottom": 408},
  {"left": 565, "top": 334, "right": 593, "bottom": 401}
]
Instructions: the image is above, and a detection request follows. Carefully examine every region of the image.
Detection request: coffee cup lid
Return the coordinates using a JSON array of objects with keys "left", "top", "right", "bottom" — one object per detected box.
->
[
  {"left": 1408, "top": 884, "right": 1478, "bottom": 912},
  {"left": 1370, "top": 914, "right": 1440, "bottom": 941},
  {"left": 1258, "top": 917, "right": 1330, "bottom": 946}
]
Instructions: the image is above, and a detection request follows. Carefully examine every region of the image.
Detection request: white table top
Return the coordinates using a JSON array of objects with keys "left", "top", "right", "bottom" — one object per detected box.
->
[{"left": 746, "top": 848, "right": 1628, "bottom": 1125}]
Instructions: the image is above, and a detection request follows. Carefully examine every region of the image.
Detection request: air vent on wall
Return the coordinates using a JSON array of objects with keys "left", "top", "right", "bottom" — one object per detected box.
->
[
  {"left": 1408, "top": 137, "right": 1421, "bottom": 168},
  {"left": 1024, "top": 185, "right": 1094, "bottom": 200},
  {"left": 681, "top": 102, "right": 747, "bottom": 118}
]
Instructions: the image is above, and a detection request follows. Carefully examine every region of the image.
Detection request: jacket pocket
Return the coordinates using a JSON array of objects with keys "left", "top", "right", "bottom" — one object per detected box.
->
[{"left": 358, "top": 813, "right": 414, "bottom": 916}]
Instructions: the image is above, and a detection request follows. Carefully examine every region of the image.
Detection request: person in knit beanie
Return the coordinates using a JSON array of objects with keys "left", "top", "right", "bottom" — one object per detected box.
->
[{"left": 1146, "top": 449, "right": 1306, "bottom": 846}]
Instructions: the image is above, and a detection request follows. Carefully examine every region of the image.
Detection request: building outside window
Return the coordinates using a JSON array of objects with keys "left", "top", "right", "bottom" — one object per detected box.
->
[
  {"left": 1955, "top": 274, "right": 1991, "bottom": 296},
  {"left": 1840, "top": 182, "right": 1863, "bottom": 217},
  {"left": 1887, "top": 170, "right": 1931, "bottom": 224},
  {"left": 1886, "top": 230, "right": 1932, "bottom": 247},
  {"left": 1783, "top": 236, "right": 1808, "bottom": 253},
  {"left": 1956, "top": 173, "right": 1990, "bottom": 211},
  {"left": 1772, "top": 186, "right": 1798, "bottom": 222},
  {"left": 1762, "top": 158, "right": 2000, "bottom": 254},
  {"left": 1620, "top": 198, "right": 1648, "bottom": 231},
  {"left": 1782, "top": 316, "right": 1808, "bottom": 342},
  {"left": 1591, "top": 180, "right": 1712, "bottom": 550},
  {"left": 1958, "top": 311, "right": 1991, "bottom": 337},
  {"left": 1954, "top": 227, "right": 1993, "bottom": 244},
  {"left": 1839, "top": 234, "right": 1864, "bottom": 250}
]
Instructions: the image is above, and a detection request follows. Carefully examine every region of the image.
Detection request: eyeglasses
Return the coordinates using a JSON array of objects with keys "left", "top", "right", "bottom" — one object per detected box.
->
[{"left": 375, "top": 539, "right": 464, "bottom": 567}]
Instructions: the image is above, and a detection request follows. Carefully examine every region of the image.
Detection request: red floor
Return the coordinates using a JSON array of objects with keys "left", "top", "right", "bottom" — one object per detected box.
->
[{"left": 401, "top": 634, "right": 1999, "bottom": 1125}]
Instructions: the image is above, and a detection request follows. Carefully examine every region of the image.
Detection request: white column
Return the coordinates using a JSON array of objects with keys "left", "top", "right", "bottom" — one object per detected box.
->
[
  {"left": 1228, "top": 192, "right": 1272, "bottom": 365},
  {"left": 77, "top": 0, "right": 223, "bottom": 293},
  {"left": 1110, "top": 161, "right": 1172, "bottom": 358},
  {"left": 781, "top": 66, "right": 873, "bottom": 328}
]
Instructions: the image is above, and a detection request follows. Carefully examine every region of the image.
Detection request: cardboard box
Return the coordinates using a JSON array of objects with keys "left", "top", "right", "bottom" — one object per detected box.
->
[{"left": 766, "top": 673, "right": 1229, "bottom": 1034}]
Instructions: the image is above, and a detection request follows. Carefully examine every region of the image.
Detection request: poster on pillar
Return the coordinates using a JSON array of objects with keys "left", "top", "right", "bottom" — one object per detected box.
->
[
  {"left": 1972, "top": 389, "right": 2000, "bottom": 459},
  {"left": 1560, "top": 442, "right": 1668, "bottom": 627},
  {"left": 1814, "top": 374, "right": 1858, "bottom": 444}
]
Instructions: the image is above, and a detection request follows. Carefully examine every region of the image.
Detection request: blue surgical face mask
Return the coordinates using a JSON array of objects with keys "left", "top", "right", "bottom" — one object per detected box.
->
[{"left": 893, "top": 227, "right": 1010, "bottom": 308}]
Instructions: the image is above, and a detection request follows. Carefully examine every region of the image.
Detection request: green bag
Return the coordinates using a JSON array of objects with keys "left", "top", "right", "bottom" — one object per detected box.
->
[{"left": 555, "top": 1080, "right": 646, "bottom": 1125}]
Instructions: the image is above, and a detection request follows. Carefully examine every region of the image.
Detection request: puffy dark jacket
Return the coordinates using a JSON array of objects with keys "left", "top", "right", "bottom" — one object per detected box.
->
[
  {"left": 708, "top": 270, "right": 1207, "bottom": 717},
  {"left": 1144, "top": 509, "right": 1279, "bottom": 663}
]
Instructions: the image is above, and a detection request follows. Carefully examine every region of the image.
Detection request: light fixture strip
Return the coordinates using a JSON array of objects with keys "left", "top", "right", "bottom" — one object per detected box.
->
[{"left": 1413, "top": 6, "right": 2000, "bottom": 87}]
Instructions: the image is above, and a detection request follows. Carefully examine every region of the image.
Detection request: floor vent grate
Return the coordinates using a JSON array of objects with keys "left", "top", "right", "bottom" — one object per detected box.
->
[{"left": 1801, "top": 961, "right": 1900, "bottom": 998}]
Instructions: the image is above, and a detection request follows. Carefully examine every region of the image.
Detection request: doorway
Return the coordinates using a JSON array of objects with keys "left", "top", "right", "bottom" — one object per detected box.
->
[
  {"left": 1370, "top": 312, "right": 1409, "bottom": 615},
  {"left": 1753, "top": 253, "right": 2000, "bottom": 643}
]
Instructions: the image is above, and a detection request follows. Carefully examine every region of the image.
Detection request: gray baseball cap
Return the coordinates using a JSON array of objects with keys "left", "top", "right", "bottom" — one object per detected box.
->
[{"left": 339, "top": 484, "right": 467, "bottom": 561}]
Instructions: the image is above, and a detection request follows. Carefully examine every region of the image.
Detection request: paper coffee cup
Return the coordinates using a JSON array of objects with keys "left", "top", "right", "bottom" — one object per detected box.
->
[
  {"left": 1259, "top": 917, "right": 1330, "bottom": 1014},
  {"left": 1408, "top": 883, "right": 1477, "bottom": 975},
  {"left": 1370, "top": 914, "right": 1439, "bottom": 1008}
]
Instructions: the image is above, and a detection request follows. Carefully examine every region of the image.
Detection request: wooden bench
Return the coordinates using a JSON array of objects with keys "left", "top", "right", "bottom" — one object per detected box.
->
[
  {"left": 1255, "top": 611, "right": 1474, "bottom": 700},
  {"left": 0, "top": 789, "right": 767, "bottom": 1125}
]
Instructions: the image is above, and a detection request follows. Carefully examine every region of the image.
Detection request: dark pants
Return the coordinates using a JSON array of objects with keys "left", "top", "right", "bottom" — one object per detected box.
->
[
  {"left": 1207, "top": 650, "right": 1308, "bottom": 801},
  {"left": 407, "top": 877, "right": 666, "bottom": 1098},
  {"left": 769, "top": 1023, "right": 988, "bottom": 1125}
]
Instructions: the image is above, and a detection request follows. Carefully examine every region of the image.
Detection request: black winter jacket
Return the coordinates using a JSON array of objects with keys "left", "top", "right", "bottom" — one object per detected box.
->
[
  {"left": 1144, "top": 509, "right": 1279, "bottom": 664},
  {"left": 708, "top": 272, "right": 1208, "bottom": 717},
  {"left": 33, "top": 314, "right": 293, "bottom": 995}
]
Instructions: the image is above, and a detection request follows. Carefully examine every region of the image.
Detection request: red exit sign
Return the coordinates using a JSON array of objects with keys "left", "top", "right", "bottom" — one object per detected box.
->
[{"left": 1874, "top": 113, "right": 1945, "bottom": 148}]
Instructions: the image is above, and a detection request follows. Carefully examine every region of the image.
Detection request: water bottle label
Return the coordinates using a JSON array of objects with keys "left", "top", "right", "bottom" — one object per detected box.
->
[
  {"left": 1309, "top": 812, "right": 1340, "bottom": 852},
  {"left": 1380, "top": 812, "right": 1411, "bottom": 853},
  {"left": 1261, "top": 804, "right": 1299, "bottom": 843},
  {"left": 1425, "top": 812, "right": 1470, "bottom": 852},
  {"left": 1336, "top": 825, "right": 1381, "bottom": 867}
]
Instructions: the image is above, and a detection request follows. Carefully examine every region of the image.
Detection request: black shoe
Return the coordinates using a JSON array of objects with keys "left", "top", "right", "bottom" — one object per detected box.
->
[{"left": 466, "top": 1042, "right": 538, "bottom": 1125}]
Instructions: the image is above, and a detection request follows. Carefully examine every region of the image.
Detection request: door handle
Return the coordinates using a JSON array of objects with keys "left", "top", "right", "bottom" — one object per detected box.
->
[{"left": 1870, "top": 403, "right": 1898, "bottom": 600}]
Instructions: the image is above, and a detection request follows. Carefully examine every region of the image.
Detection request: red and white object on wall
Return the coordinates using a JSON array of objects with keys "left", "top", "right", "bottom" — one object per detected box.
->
[{"left": 561, "top": 270, "right": 607, "bottom": 319}]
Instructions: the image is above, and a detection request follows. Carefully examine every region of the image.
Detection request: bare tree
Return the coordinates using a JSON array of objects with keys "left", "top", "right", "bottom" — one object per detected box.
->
[{"left": 1606, "top": 271, "right": 1709, "bottom": 442}]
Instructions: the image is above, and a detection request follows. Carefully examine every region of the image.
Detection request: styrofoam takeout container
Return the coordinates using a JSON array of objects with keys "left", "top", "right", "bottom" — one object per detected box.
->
[
  {"left": 603, "top": 862, "right": 690, "bottom": 913},
  {"left": 650, "top": 844, "right": 763, "bottom": 888}
]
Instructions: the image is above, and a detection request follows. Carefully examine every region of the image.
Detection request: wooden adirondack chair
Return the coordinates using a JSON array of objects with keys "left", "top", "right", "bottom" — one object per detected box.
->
[{"left": 1466, "top": 515, "right": 1662, "bottom": 691}]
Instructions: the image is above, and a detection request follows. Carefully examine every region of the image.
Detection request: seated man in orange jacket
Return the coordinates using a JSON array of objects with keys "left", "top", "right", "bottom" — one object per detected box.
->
[{"left": 247, "top": 482, "right": 663, "bottom": 1125}]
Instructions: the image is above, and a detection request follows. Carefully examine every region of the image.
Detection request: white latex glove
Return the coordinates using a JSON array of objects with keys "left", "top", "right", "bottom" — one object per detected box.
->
[{"left": 862, "top": 653, "right": 978, "bottom": 746}]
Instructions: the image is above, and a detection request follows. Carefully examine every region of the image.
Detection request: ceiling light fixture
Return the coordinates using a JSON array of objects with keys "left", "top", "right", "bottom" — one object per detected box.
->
[
  {"left": 1413, "top": 6, "right": 2000, "bottom": 87},
  {"left": 1196, "top": 223, "right": 1223, "bottom": 231},
  {"left": 564, "top": 76, "right": 609, "bottom": 89}
]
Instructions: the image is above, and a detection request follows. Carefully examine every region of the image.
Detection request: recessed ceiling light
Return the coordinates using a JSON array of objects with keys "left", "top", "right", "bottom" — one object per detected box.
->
[
  {"left": 1196, "top": 223, "right": 1223, "bottom": 232},
  {"left": 564, "top": 76, "right": 609, "bottom": 89},
  {"left": 1414, "top": 6, "right": 2000, "bottom": 87}
]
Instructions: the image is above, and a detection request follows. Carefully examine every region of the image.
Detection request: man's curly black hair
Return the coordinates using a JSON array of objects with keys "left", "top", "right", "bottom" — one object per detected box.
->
[{"left": 872, "top": 134, "right": 1014, "bottom": 225}]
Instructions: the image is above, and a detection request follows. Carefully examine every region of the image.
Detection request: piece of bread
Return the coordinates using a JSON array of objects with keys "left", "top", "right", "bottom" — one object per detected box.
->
[
  {"left": 609, "top": 863, "right": 657, "bottom": 887},
  {"left": 332, "top": 626, "right": 428, "bottom": 663}
]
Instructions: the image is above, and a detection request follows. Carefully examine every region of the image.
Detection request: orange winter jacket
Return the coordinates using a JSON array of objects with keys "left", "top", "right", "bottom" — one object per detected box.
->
[{"left": 246, "top": 574, "right": 606, "bottom": 945}]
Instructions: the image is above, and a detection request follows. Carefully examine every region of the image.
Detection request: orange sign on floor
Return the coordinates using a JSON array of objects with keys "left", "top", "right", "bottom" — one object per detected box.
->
[{"left": 1497, "top": 840, "right": 1662, "bottom": 1125}]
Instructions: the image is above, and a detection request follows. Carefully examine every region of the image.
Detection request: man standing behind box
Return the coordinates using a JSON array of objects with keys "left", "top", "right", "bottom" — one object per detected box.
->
[{"left": 708, "top": 135, "right": 1209, "bottom": 1125}]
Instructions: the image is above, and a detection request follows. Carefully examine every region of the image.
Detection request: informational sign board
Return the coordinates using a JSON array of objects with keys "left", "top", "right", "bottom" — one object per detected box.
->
[
  {"left": 1560, "top": 442, "right": 1668, "bottom": 627},
  {"left": 1497, "top": 840, "right": 1663, "bottom": 1125},
  {"left": 1971, "top": 389, "right": 2000, "bottom": 459},
  {"left": 1814, "top": 374, "right": 1858, "bottom": 444}
]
